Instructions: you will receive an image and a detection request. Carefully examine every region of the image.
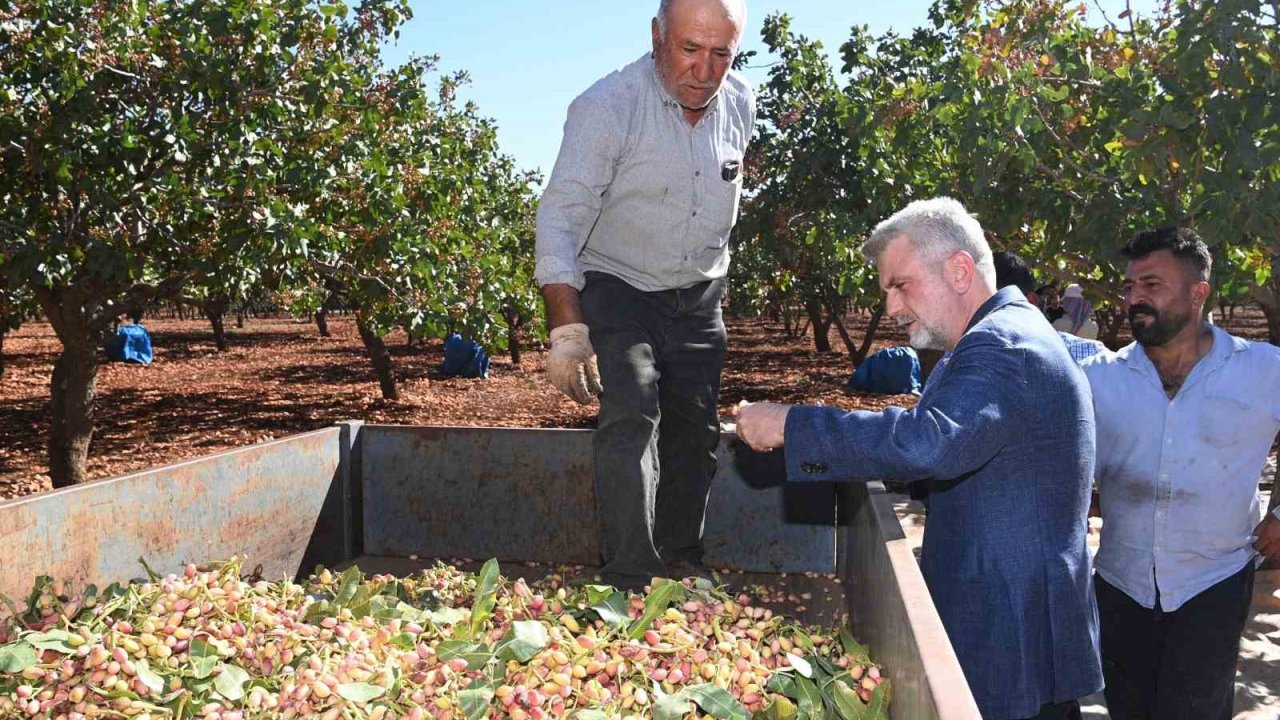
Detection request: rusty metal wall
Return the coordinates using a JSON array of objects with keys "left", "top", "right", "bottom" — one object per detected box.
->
[
  {"left": 0, "top": 427, "right": 350, "bottom": 602},
  {"left": 360, "top": 426, "right": 836, "bottom": 573},
  {"left": 838, "top": 482, "right": 981, "bottom": 720}
]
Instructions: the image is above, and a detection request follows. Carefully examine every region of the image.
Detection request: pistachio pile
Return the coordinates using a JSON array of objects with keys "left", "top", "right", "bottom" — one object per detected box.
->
[{"left": 0, "top": 558, "right": 889, "bottom": 719}]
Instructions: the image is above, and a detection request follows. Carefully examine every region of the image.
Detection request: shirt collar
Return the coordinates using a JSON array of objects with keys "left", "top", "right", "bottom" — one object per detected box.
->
[
  {"left": 646, "top": 53, "right": 720, "bottom": 118},
  {"left": 1118, "top": 323, "right": 1245, "bottom": 379}
]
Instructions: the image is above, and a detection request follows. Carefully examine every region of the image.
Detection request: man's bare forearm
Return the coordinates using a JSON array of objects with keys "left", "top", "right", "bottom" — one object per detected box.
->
[{"left": 542, "top": 283, "right": 585, "bottom": 330}]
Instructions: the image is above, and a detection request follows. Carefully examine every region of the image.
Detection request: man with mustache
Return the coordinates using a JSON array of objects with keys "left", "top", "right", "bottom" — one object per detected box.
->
[
  {"left": 535, "top": 0, "right": 755, "bottom": 591},
  {"left": 1080, "top": 227, "right": 1280, "bottom": 720},
  {"left": 736, "top": 197, "right": 1102, "bottom": 720}
]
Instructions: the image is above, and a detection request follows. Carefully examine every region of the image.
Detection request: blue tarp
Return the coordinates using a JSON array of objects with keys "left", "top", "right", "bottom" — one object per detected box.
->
[
  {"left": 441, "top": 333, "right": 490, "bottom": 379},
  {"left": 106, "top": 324, "right": 153, "bottom": 365},
  {"left": 848, "top": 345, "right": 920, "bottom": 395}
]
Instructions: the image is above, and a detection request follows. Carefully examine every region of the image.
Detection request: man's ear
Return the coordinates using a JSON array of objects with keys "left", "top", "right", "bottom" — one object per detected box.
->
[
  {"left": 947, "top": 251, "right": 977, "bottom": 294},
  {"left": 651, "top": 18, "right": 662, "bottom": 55},
  {"left": 1191, "top": 280, "right": 1211, "bottom": 309}
]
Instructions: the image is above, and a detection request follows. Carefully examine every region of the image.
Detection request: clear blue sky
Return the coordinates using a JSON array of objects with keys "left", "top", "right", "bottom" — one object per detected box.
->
[{"left": 382, "top": 1, "right": 1160, "bottom": 183}]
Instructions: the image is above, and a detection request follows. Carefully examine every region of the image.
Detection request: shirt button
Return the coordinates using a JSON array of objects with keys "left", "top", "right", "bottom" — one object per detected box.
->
[
  {"left": 695, "top": 171, "right": 701, "bottom": 177},
  {"left": 692, "top": 211, "right": 697, "bottom": 217}
]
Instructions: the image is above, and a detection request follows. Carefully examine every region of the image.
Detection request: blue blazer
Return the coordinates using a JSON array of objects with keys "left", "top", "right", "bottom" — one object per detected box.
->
[{"left": 784, "top": 287, "right": 1102, "bottom": 719}]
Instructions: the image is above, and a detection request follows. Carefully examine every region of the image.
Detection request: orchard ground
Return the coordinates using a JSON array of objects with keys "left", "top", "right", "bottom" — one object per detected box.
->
[{"left": 1, "top": 308, "right": 1276, "bottom": 718}]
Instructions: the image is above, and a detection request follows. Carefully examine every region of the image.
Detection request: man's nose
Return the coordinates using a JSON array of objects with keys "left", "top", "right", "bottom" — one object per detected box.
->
[
  {"left": 885, "top": 290, "right": 904, "bottom": 318},
  {"left": 692, "top": 54, "right": 715, "bottom": 83}
]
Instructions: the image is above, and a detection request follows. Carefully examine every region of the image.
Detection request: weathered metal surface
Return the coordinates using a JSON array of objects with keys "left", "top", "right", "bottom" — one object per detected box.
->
[
  {"left": 361, "top": 426, "right": 601, "bottom": 565},
  {"left": 838, "top": 482, "right": 980, "bottom": 720},
  {"left": 0, "top": 428, "right": 344, "bottom": 602},
  {"left": 359, "top": 426, "right": 836, "bottom": 573},
  {"left": 703, "top": 438, "right": 836, "bottom": 573}
]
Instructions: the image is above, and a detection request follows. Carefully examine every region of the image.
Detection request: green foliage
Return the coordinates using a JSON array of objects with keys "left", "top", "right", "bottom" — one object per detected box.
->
[{"left": 744, "top": 1, "right": 1280, "bottom": 344}]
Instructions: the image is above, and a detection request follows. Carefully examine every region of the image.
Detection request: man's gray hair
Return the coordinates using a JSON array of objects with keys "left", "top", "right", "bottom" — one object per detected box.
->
[
  {"left": 862, "top": 197, "right": 996, "bottom": 285},
  {"left": 655, "top": 0, "right": 747, "bottom": 42}
]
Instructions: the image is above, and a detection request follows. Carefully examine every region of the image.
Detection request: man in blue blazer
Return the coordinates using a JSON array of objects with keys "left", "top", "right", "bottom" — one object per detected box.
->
[{"left": 737, "top": 197, "right": 1102, "bottom": 720}]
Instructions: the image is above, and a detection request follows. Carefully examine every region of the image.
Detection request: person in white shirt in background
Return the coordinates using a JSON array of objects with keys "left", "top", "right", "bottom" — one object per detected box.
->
[{"left": 1081, "top": 227, "right": 1280, "bottom": 720}]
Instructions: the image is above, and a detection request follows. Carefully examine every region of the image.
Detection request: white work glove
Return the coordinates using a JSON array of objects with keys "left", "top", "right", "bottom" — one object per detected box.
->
[{"left": 547, "top": 323, "right": 604, "bottom": 404}]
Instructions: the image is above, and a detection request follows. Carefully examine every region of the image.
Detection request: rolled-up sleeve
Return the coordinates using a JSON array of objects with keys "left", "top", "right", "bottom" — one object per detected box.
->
[
  {"left": 783, "top": 334, "right": 1025, "bottom": 483},
  {"left": 534, "top": 95, "right": 622, "bottom": 290}
]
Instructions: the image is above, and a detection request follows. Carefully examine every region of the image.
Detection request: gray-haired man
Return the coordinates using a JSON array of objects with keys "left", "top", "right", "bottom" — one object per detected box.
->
[{"left": 535, "top": 0, "right": 755, "bottom": 591}]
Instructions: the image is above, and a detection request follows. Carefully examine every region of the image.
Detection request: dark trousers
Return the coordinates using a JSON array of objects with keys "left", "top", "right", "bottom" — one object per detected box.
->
[
  {"left": 1021, "top": 700, "right": 1081, "bottom": 720},
  {"left": 580, "top": 272, "right": 727, "bottom": 588},
  {"left": 1095, "top": 563, "right": 1255, "bottom": 720}
]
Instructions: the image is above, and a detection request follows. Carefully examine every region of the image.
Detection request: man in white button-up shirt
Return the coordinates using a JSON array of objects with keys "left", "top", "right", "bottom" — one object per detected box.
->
[{"left": 1081, "top": 227, "right": 1280, "bottom": 720}]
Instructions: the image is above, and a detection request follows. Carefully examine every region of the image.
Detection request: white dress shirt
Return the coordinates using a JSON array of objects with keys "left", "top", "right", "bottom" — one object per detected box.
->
[{"left": 1082, "top": 326, "right": 1280, "bottom": 610}]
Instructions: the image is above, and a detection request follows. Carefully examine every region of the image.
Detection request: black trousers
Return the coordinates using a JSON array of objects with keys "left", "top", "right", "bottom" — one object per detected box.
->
[
  {"left": 1095, "top": 563, "right": 1255, "bottom": 720},
  {"left": 1022, "top": 699, "right": 1081, "bottom": 720},
  {"left": 580, "top": 272, "right": 727, "bottom": 589}
]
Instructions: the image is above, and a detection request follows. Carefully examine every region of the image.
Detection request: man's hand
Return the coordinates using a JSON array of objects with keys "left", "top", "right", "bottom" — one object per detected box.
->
[
  {"left": 734, "top": 401, "right": 791, "bottom": 452},
  {"left": 1253, "top": 511, "right": 1280, "bottom": 559},
  {"left": 547, "top": 323, "right": 603, "bottom": 404}
]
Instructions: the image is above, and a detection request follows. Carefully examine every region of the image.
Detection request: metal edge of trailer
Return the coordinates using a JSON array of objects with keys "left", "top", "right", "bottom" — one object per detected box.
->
[
  {"left": 357, "top": 425, "right": 837, "bottom": 573},
  {"left": 838, "top": 482, "right": 982, "bottom": 720},
  {"left": 0, "top": 425, "right": 359, "bottom": 602}
]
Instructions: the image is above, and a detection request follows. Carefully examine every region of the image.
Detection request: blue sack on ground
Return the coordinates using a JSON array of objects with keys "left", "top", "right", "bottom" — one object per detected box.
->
[
  {"left": 441, "top": 333, "right": 490, "bottom": 379},
  {"left": 848, "top": 345, "right": 920, "bottom": 395},
  {"left": 106, "top": 324, "right": 153, "bottom": 365}
]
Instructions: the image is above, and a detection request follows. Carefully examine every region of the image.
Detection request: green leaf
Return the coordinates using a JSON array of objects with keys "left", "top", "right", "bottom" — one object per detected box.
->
[
  {"left": 428, "top": 606, "right": 469, "bottom": 626},
  {"left": 589, "top": 593, "right": 631, "bottom": 628},
  {"left": 865, "top": 680, "right": 890, "bottom": 719},
  {"left": 26, "top": 630, "right": 77, "bottom": 654},
  {"left": 469, "top": 559, "right": 501, "bottom": 636},
  {"left": 685, "top": 684, "right": 750, "bottom": 720},
  {"left": 336, "top": 682, "right": 387, "bottom": 703},
  {"left": 839, "top": 629, "right": 869, "bottom": 661},
  {"left": 583, "top": 585, "right": 616, "bottom": 605},
  {"left": 829, "top": 679, "right": 866, "bottom": 720},
  {"left": 654, "top": 689, "right": 693, "bottom": 720},
  {"left": 495, "top": 621, "right": 548, "bottom": 663},
  {"left": 135, "top": 665, "right": 165, "bottom": 694},
  {"left": 793, "top": 676, "right": 824, "bottom": 720},
  {"left": 627, "top": 580, "right": 681, "bottom": 640},
  {"left": 333, "top": 566, "right": 362, "bottom": 606},
  {"left": 767, "top": 670, "right": 798, "bottom": 698},
  {"left": 761, "top": 696, "right": 799, "bottom": 720},
  {"left": 458, "top": 685, "right": 494, "bottom": 720},
  {"left": 436, "top": 640, "right": 492, "bottom": 671},
  {"left": 188, "top": 638, "right": 219, "bottom": 679},
  {"left": 0, "top": 642, "right": 37, "bottom": 673},
  {"left": 213, "top": 663, "right": 249, "bottom": 701}
]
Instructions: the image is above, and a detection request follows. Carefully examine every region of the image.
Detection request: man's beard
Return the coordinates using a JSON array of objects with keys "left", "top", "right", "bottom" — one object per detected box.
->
[
  {"left": 1129, "top": 303, "right": 1192, "bottom": 347},
  {"left": 896, "top": 315, "right": 949, "bottom": 351}
]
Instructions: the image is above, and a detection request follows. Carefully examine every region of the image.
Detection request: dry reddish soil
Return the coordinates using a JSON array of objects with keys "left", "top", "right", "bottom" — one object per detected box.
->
[
  {"left": 0, "top": 311, "right": 918, "bottom": 497},
  {"left": 1, "top": 305, "right": 1273, "bottom": 497}
]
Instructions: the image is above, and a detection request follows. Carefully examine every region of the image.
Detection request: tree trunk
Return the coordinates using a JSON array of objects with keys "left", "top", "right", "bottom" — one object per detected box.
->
[
  {"left": 0, "top": 330, "right": 6, "bottom": 378},
  {"left": 315, "top": 309, "right": 331, "bottom": 337},
  {"left": 503, "top": 306, "right": 523, "bottom": 366},
  {"left": 356, "top": 314, "right": 398, "bottom": 400},
  {"left": 805, "top": 299, "right": 832, "bottom": 353},
  {"left": 40, "top": 291, "right": 100, "bottom": 488},
  {"left": 235, "top": 311, "right": 245, "bottom": 329},
  {"left": 833, "top": 301, "right": 886, "bottom": 367},
  {"left": 1248, "top": 255, "right": 1280, "bottom": 346},
  {"left": 202, "top": 299, "right": 229, "bottom": 352}
]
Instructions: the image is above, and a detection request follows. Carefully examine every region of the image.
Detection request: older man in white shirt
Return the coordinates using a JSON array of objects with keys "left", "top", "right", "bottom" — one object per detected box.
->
[{"left": 1082, "top": 227, "right": 1280, "bottom": 720}]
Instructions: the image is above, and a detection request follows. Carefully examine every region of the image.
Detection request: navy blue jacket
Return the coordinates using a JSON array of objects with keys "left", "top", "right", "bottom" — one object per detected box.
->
[{"left": 784, "top": 288, "right": 1102, "bottom": 719}]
